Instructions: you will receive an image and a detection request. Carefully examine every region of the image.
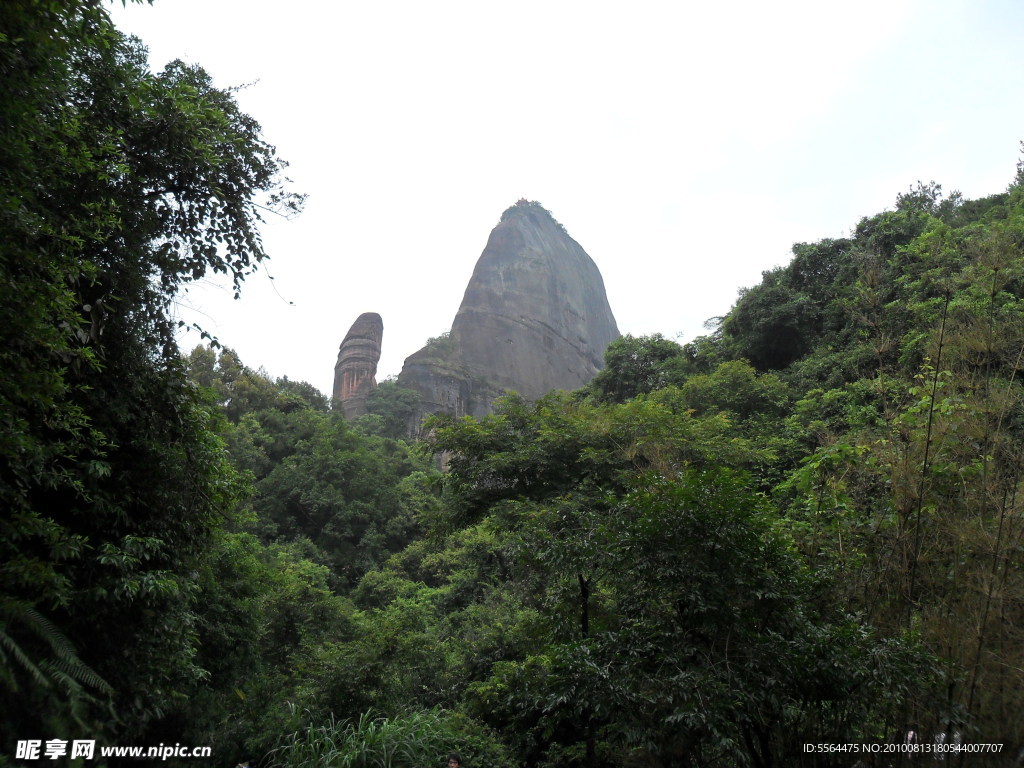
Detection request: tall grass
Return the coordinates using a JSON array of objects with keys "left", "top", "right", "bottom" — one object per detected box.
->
[{"left": 268, "top": 708, "right": 510, "bottom": 768}]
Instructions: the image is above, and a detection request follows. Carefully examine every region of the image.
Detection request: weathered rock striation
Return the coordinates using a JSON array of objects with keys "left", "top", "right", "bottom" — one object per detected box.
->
[
  {"left": 333, "top": 312, "right": 383, "bottom": 419},
  {"left": 396, "top": 200, "right": 619, "bottom": 432}
]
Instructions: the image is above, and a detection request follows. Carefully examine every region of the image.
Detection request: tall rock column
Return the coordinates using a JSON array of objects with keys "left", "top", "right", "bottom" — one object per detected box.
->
[{"left": 333, "top": 312, "right": 383, "bottom": 419}]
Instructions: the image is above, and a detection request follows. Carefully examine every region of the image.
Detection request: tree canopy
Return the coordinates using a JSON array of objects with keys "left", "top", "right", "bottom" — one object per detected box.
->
[{"left": 0, "top": 0, "right": 302, "bottom": 743}]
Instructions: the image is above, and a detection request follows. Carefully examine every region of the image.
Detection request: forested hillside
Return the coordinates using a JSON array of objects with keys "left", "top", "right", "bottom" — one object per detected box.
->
[
  {"left": 170, "top": 173, "right": 1024, "bottom": 767},
  {"left": 4, "top": 2, "right": 1024, "bottom": 767}
]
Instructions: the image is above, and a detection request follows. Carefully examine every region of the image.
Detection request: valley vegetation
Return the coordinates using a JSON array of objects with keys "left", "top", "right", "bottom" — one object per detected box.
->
[{"left": 3, "top": 2, "right": 1024, "bottom": 766}]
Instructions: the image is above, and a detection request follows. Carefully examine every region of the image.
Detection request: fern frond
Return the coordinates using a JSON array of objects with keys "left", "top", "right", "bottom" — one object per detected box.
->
[
  {"left": 0, "top": 628, "right": 50, "bottom": 690},
  {"left": 0, "top": 599, "right": 114, "bottom": 698}
]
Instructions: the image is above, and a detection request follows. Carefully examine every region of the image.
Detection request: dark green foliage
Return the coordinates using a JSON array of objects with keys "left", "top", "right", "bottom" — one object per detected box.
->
[
  {"left": 724, "top": 269, "right": 824, "bottom": 369},
  {"left": 720, "top": 237, "right": 864, "bottom": 372},
  {"left": 158, "top": 532, "right": 357, "bottom": 761},
  {"left": 474, "top": 473, "right": 933, "bottom": 766},
  {"left": 269, "top": 708, "right": 514, "bottom": 768},
  {"left": 0, "top": 0, "right": 300, "bottom": 744},
  {"left": 678, "top": 359, "right": 789, "bottom": 422},
  {"left": 359, "top": 379, "right": 422, "bottom": 439},
  {"left": 186, "top": 346, "right": 327, "bottom": 423},
  {"left": 185, "top": 346, "right": 436, "bottom": 587},
  {"left": 257, "top": 414, "right": 424, "bottom": 584},
  {"left": 713, "top": 176, "right": 1024, "bottom": 391},
  {"left": 600, "top": 473, "right": 933, "bottom": 762},
  {"left": 589, "top": 333, "right": 689, "bottom": 402},
  {"left": 428, "top": 394, "right": 929, "bottom": 767},
  {"left": 429, "top": 390, "right": 771, "bottom": 534},
  {"left": 711, "top": 169, "right": 1024, "bottom": 747}
]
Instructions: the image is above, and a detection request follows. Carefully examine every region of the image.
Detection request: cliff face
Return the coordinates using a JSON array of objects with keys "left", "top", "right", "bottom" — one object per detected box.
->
[
  {"left": 333, "top": 312, "right": 383, "bottom": 419},
  {"left": 397, "top": 200, "right": 619, "bottom": 430}
]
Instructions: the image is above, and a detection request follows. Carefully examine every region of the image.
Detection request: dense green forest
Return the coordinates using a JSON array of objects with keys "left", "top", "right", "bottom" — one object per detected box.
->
[{"left": 4, "top": 2, "right": 1024, "bottom": 766}]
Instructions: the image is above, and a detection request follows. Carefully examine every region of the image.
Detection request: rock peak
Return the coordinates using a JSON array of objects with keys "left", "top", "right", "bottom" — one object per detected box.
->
[
  {"left": 333, "top": 312, "right": 383, "bottom": 419},
  {"left": 396, "top": 202, "right": 619, "bottom": 432}
]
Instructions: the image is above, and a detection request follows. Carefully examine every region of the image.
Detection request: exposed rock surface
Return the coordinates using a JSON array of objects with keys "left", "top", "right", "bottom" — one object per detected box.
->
[
  {"left": 333, "top": 312, "right": 383, "bottom": 419},
  {"left": 397, "top": 200, "right": 619, "bottom": 432}
]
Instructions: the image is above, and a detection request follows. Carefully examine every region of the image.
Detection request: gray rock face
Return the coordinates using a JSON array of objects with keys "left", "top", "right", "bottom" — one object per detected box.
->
[
  {"left": 397, "top": 200, "right": 619, "bottom": 431},
  {"left": 333, "top": 312, "right": 383, "bottom": 419}
]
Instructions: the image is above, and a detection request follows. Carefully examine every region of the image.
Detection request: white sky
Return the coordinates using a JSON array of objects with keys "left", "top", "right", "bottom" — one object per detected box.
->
[{"left": 108, "top": 0, "right": 1024, "bottom": 397}]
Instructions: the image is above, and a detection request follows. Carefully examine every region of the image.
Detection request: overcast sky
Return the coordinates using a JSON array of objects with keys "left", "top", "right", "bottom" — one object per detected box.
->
[{"left": 108, "top": 0, "right": 1024, "bottom": 397}]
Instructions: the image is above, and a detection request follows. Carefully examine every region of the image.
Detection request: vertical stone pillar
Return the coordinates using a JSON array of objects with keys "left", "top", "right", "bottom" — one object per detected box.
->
[{"left": 333, "top": 312, "right": 383, "bottom": 419}]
